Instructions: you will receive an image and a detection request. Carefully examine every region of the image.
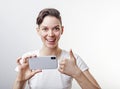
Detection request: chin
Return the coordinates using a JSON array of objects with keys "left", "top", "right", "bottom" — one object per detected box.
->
[{"left": 46, "top": 44, "right": 57, "bottom": 49}]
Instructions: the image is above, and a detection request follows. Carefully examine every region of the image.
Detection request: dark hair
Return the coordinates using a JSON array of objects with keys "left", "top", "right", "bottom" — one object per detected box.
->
[{"left": 36, "top": 8, "right": 62, "bottom": 26}]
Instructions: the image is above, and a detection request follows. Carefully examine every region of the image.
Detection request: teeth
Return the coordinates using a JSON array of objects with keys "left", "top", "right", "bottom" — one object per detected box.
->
[
  {"left": 47, "top": 39, "right": 55, "bottom": 42},
  {"left": 48, "top": 40, "right": 54, "bottom": 41}
]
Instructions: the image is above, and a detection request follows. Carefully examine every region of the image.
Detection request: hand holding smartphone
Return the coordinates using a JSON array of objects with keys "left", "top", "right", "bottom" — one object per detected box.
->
[{"left": 28, "top": 56, "right": 58, "bottom": 70}]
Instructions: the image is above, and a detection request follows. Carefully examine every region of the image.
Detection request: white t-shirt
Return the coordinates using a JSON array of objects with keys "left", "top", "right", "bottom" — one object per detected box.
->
[{"left": 15, "top": 49, "right": 88, "bottom": 89}]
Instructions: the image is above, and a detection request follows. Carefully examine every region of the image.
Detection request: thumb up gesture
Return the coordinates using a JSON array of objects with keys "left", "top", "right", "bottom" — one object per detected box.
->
[{"left": 58, "top": 49, "right": 81, "bottom": 77}]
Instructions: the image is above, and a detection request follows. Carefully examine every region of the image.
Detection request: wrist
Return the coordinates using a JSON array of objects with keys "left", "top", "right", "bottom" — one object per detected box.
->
[
  {"left": 16, "top": 78, "right": 26, "bottom": 83},
  {"left": 14, "top": 79, "right": 26, "bottom": 89},
  {"left": 16, "top": 74, "right": 27, "bottom": 83},
  {"left": 72, "top": 67, "right": 82, "bottom": 79}
]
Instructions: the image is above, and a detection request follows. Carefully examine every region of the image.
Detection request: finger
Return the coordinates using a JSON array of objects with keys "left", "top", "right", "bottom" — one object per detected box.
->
[
  {"left": 29, "top": 55, "right": 37, "bottom": 58},
  {"left": 59, "top": 65, "right": 65, "bottom": 69},
  {"left": 31, "top": 69, "right": 42, "bottom": 76},
  {"left": 23, "top": 57, "right": 29, "bottom": 63},
  {"left": 27, "top": 55, "right": 37, "bottom": 61},
  {"left": 58, "top": 67, "right": 64, "bottom": 73},
  {"left": 32, "top": 55, "right": 37, "bottom": 59},
  {"left": 17, "top": 57, "right": 22, "bottom": 65},
  {"left": 59, "top": 60, "right": 66, "bottom": 65},
  {"left": 33, "top": 54, "right": 37, "bottom": 57},
  {"left": 24, "top": 54, "right": 37, "bottom": 59},
  {"left": 69, "top": 49, "right": 75, "bottom": 60}
]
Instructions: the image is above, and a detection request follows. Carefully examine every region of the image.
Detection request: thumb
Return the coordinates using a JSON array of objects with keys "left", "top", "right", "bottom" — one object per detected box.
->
[
  {"left": 69, "top": 49, "right": 75, "bottom": 60},
  {"left": 31, "top": 69, "right": 42, "bottom": 76}
]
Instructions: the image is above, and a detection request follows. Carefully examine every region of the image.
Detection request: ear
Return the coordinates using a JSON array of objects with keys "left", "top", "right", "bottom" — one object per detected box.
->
[
  {"left": 36, "top": 27, "right": 39, "bottom": 32},
  {"left": 36, "top": 27, "right": 40, "bottom": 35},
  {"left": 61, "top": 26, "right": 64, "bottom": 35}
]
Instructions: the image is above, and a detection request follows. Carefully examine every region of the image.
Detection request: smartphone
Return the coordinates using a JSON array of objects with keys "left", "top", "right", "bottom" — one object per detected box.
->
[{"left": 28, "top": 56, "right": 58, "bottom": 70}]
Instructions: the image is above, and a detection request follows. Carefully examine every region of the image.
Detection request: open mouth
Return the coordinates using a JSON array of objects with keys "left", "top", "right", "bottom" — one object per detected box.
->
[{"left": 46, "top": 39, "right": 56, "bottom": 44}]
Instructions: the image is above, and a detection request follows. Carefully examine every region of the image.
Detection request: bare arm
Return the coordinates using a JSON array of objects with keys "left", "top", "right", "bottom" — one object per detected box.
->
[
  {"left": 59, "top": 49, "right": 101, "bottom": 89},
  {"left": 73, "top": 68, "right": 101, "bottom": 89},
  {"left": 13, "top": 77, "right": 26, "bottom": 89}
]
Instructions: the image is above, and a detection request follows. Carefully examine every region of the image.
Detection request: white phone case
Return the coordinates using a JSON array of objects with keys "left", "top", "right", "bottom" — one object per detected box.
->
[{"left": 29, "top": 56, "right": 58, "bottom": 70}]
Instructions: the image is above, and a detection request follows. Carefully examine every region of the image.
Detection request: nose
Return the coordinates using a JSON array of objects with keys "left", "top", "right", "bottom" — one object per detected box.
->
[{"left": 48, "top": 29, "right": 54, "bottom": 36}]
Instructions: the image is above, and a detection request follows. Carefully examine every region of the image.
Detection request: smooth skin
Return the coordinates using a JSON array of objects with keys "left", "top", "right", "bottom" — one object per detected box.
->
[{"left": 13, "top": 16, "right": 101, "bottom": 89}]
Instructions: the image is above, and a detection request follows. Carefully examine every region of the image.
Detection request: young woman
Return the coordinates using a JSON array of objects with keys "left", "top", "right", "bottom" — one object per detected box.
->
[{"left": 13, "top": 8, "right": 101, "bottom": 89}]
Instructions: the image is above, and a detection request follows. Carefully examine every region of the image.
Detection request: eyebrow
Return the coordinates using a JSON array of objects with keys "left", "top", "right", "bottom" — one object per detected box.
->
[
  {"left": 53, "top": 25, "right": 60, "bottom": 28},
  {"left": 40, "top": 25, "right": 60, "bottom": 28}
]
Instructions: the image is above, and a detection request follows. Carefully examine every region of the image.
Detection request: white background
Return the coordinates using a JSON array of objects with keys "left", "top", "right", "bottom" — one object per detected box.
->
[{"left": 0, "top": 0, "right": 120, "bottom": 89}]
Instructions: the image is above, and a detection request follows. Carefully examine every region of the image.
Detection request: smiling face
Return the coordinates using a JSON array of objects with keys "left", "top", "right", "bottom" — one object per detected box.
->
[{"left": 37, "top": 16, "right": 63, "bottom": 49}]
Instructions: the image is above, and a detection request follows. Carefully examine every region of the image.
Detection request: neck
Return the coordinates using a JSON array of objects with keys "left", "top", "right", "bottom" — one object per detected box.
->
[{"left": 40, "top": 46, "right": 62, "bottom": 57}]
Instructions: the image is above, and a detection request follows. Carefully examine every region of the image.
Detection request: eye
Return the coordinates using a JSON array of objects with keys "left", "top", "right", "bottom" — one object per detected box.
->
[
  {"left": 41, "top": 27, "right": 48, "bottom": 31},
  {"left": 53, "top": 27, "right": 60, "bottom": 31}
]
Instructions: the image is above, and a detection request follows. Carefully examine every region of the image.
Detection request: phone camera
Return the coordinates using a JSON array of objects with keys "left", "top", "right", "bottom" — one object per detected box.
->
[{"left": 51, "top": 57, "right": 56, "bottom": 60}]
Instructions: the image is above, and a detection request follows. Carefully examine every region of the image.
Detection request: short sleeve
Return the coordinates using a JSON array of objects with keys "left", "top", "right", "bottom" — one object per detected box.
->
[{"left": 75, "top": 54, "right": 89, "bottom": 71}]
